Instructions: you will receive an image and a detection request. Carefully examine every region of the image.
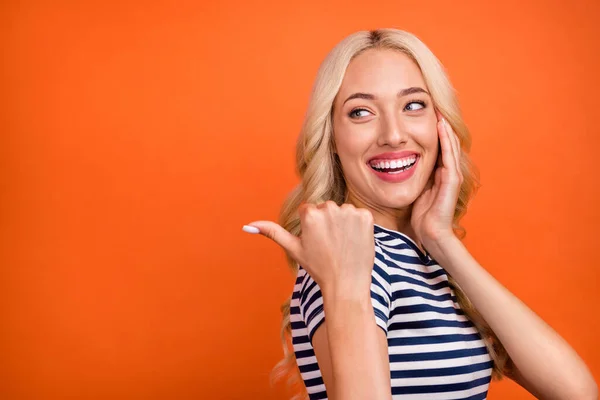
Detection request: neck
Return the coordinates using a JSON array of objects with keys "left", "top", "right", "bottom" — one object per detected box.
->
[{"left": 346, "top": 191, "right": 420, "bottom": 246}]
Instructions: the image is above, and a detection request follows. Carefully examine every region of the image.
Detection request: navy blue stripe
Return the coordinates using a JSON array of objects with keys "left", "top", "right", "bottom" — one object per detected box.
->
[
  {"left": 294, "top": 349, "right": 315, "bottom": 359},
  {"left": 303, "top": 291, "right": 322, "bottom": 319},
  {"left": 390, "top": 360, "right": 494, "bottom": 379},
  {"left": 374, "top": 308, "right": 389, "bottom": 326},
  {"left": 388, "top": 333, "right": 483, "bottom": 346},
  {"left": 290, "top": 321, "right": 304, "bottom": 330},
  {"left": 301, "top": 279, "right": 318, "bottom": 305},
  {"left": 300, "top": 269, "right": 313, "bottom": 301},
  {"left": 298, "top": 362, "right": 319, "bottom": 373},
  {"left": 292, "top": 335, "right": 309, "bottom": 345},
  {"left": 389, "top": 318, "right": 474, "bottom": 331},
  {"left": 372, "top": 262, "right": 391, "bottom": 284},
  {"left": 391, "top": 375, "right": 491, "bottom": 395},
  {"left": 306, "top": 304, "right": 324, "bottom": 327},
  {"left": 389, "top": 303, "right": 464, "bottom": 318},
  {"left": 304, "top": 376, "right": 324, "bottom": 387},
  {"left": 371, "top": 264, "right": 391, "bottom": 303},
  {"left": 290, "top": 306, "right": 301, "bottom": 315},
  {"left": 378, "top": 249, "right": 437, "bottom": 270},
  {"left": 389, "top": 345, "right": 488, "bottom": 362},
  {"left": 389, "top": 273, "right": 450, "bottom": 291},
  {"left": 371, "top": 290, "right": 388, "bottom": 310},
  {"left": 308, "top": 390, "right": 327, "bottom": 400}
]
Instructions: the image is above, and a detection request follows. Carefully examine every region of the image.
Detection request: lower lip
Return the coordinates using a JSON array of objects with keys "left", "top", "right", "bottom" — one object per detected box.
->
[{"left": 368, "top": 156, "right": 419, "bottom": 183}]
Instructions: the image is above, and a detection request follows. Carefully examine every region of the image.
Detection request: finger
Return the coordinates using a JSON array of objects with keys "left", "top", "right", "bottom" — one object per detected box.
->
[
  {"left": 444, "top": 119, "right": 462, "bottom": 179},
  {"left": 438, "top": 118, "right": 457, "bottom": 174},
  {"left": 243, "top": 221, "right": 303, "bottom": 263}
]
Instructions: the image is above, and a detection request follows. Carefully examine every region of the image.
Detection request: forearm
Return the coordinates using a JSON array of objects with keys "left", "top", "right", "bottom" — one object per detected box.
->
[
  {"left": 429, "top": 236, "right": 597, "bottom": 400},
  {"left": 322, "top": 288, "right": 392, "bottom": 400}
]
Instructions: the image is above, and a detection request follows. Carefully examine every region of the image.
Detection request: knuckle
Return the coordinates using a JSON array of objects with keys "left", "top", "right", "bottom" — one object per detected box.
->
[
  {"left": 357, "top": 208, "right": 373, "bottom": 222},
  {"left": 302, "top": 205, "right": 317, "bottom": 220}
]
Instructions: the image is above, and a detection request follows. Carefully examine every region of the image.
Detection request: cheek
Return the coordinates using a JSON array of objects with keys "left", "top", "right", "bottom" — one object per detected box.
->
[{"left": 333, "top": 124, "right": 373, "bottom": 160}]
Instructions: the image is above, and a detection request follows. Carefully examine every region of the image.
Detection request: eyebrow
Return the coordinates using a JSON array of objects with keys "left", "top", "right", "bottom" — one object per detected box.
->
[{"left": 342, "top": 87, "right": 430, "bottom": 105}]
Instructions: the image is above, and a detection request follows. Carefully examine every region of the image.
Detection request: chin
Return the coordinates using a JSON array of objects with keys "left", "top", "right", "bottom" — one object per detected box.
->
[{"left": 368, "top": 186, "right": 417, "bottom": 209}]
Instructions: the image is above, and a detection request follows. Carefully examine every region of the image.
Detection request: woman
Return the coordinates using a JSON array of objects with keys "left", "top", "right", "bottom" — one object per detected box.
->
[{"left": 243, "top": 29, "right": 597, "bottom": 400}]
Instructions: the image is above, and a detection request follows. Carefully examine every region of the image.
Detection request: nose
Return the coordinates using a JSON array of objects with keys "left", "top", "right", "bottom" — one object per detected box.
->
[{"left": 377, "top": 111, "right": 408, "bottom": 148}]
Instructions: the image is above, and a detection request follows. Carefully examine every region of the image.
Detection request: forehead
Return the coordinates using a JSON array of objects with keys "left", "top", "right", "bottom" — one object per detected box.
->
[{"left": 337, "top": 48, "right": 427, "bottom": 100}]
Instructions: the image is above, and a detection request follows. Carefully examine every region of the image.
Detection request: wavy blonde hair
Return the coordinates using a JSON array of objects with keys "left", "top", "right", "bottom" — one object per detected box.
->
[{"left": 271, "top": 29, "right": 513, "bottom": 399}]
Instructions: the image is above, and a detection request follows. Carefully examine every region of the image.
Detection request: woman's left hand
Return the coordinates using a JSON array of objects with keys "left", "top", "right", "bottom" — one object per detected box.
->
[{"left": 410, "top": 112, "right": 464, "bottom": 255}]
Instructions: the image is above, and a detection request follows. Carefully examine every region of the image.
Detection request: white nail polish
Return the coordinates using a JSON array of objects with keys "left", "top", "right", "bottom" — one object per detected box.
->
[{"left": 243, "top": 225, "right": 260, "bottom": 234}]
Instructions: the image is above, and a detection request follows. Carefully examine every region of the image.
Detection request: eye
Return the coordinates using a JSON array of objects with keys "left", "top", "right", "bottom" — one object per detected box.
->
[
  {"left": 348, "top": 108, "right": 372, "bottom": 119},
  {"left": 404, "top": 101, "right": 426, "bottom": 112}
]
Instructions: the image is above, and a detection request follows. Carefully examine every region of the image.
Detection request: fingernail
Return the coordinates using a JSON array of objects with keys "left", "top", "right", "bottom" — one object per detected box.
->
[{"left": 242, "top": 225, "right": 260, "bottom": 234}]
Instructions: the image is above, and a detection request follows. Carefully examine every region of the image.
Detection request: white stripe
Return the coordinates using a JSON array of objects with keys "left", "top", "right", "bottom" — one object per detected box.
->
[
  {"left": 301, "top": 369, "right": 322, "bottom": 380},
  {"left": 390, "top": 354, "right": 492, "bottom": 371},
  {"left": 393, "top": 295, "right": 457, "bottom": 309},
  {"left": 391, "top": 380, "right": 489, "bottom": 400},
  {"left": 387, "top": 325, "right": 479, "bottom": 338},
  {"left": 307, "top": 383, "right": 326, "bottom": 392},
  {"left": 388, "top": 339, "right": 487, "bottom": 354},
  {"left": 388, "top": 311, "right": 469, "bottom": 324},
  {"left": 291, "top": 328, "right": 308, "bottom": 338},
  {"left": 293, "top": 342, "right": 312, "bottom": 352},
  {"left": 289, "top": 313, "right": 302, "bottom": 323},
  {"left": 295, "top": 355, "right": 317, "bottom": 366},
  {"left": 391, "top": 367, "right": 493, "bottom": 387}
]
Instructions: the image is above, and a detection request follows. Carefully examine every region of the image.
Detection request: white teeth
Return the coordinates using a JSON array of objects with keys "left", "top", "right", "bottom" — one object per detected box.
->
[{"left": 370, "top": 156, "right": 417, "bottom": 171}]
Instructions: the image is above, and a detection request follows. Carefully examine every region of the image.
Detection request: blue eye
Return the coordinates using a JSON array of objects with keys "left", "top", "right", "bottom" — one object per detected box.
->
[
  {"left": 349, "top": 108, "right": 371, "bottom": 119},
  {"left": 405, "top": 101, "right": 426, "bottom": 111}
]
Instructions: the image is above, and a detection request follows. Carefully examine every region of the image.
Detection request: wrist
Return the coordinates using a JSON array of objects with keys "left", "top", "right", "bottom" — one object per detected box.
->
[
  {"left": 321, "top": 281, "right": 372, "bottom": 307},
  {"left": 425, "top": 234, "right": 463, "bottom": 266}
]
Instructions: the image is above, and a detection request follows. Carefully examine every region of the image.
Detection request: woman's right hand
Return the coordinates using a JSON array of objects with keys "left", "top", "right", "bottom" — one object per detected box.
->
[{"left": 244, "top": 201, "right": 375, "bottom": 296}]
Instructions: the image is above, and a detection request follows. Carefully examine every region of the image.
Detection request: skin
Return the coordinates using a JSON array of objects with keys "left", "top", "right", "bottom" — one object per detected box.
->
[{"left": 246, "top": 49, "right": 598, "bottom": 399}]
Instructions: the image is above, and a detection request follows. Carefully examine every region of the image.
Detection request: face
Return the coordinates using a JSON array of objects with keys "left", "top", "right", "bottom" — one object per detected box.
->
[{"left": 332, "top": 48, "right": 439, "bottom": 215}]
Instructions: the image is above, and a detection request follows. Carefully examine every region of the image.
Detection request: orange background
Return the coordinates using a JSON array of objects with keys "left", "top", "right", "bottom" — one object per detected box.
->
[{"left": 1, "top": 1, "right": 599, "bottom": 399}]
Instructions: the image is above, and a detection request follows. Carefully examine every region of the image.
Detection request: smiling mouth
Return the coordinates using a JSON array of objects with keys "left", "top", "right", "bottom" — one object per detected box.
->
[{"left": 369, "top": 155, "right": 419, "bottom": 174}]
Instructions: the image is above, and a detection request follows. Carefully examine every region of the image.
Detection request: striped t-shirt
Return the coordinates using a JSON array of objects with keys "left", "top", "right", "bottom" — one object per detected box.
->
[{"left": 290, "top": 224, "right": 493, "bottom": 400}]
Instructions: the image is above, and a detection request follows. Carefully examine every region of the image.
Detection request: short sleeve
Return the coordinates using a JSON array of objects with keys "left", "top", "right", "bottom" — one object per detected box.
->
[{"left": 297, "top": 248, "right": 392, "bottom": 343}]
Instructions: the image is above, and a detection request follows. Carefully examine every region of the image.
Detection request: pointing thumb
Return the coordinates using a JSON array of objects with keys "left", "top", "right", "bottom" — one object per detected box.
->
[{"left": 243, "top": 221, "right": 303, "bottom": 264}]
